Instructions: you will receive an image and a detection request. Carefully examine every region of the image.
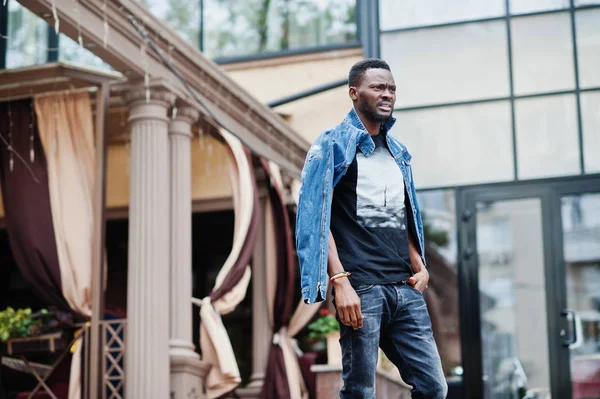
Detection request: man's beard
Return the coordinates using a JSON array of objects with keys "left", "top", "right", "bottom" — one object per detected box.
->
[{"left": 358, "top": 97, "right": 392, "bottom": 123}]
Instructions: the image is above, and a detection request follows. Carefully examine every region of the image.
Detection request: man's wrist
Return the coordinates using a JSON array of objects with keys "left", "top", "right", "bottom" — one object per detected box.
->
[
  {"left": 411, "top": 258, "right": 426, "bottom": 273},
  {"left": 331, "top": 276, "right": 352, "bottom": 289},
  {"left": 330, "top": 271, "right": 352, "bottom": 284}
]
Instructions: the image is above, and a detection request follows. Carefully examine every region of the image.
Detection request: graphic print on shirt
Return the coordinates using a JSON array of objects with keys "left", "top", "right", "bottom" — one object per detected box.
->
[{"left": 356, "top": 143, "right": 406, "bottom": 230}]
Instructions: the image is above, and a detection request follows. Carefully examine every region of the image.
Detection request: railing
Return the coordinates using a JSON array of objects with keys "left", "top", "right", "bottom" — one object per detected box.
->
[{"left": 101, "top": 319, "right": 127, "bottom": 399}]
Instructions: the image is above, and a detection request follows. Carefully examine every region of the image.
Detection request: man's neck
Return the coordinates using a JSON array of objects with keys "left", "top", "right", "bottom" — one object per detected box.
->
[{"left": 354, "top": 108, "right": 382, "bottom": 136}]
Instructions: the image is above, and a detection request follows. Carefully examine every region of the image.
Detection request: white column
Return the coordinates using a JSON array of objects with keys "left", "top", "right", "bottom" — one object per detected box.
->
[
  {"left": 169, "top": 106, "right": 209, "bottom": 399},
  {"left": 124, "top": 88, "right": 174, "bottom": 399},
  {"left": 237, "top": 189, "right": 271, "bottom": 398}
]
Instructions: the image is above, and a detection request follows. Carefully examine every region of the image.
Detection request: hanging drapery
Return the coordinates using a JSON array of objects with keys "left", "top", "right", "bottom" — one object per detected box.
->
[
  {"left": 0, "top": 99, "right": 71, "bottom": 312},
  {"left": 34, "top": 91, "right": 94, "bottom": 317},
  {"left": 260, "top": 161, "right": 320, "bottom": 399},
  {"left": 199, "top": 128, "right": 260, "bottom": 399},
  {"left": 34, "top": 90, "right": 96, "bottom": 399},
  {"left": 260, "top": 159, "right": 296, "bottom": 399}
]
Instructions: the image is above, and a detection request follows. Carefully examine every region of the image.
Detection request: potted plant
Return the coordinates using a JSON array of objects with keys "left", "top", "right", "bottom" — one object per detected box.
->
[
  {"left": 0, "top": 307, "right": 75, "bottom": 355},
  {"left": 307, "top": 309, "right": 341, "bottom": 365},
  {"left": 0, "top": 307, "right": 44, "bottom": 342}
]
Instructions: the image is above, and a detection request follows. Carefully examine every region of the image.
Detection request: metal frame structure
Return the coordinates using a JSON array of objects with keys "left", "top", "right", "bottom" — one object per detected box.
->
[
  {"left": 456, "top": 173, "right": 600, "bottom": 399},
  {"left": 46, "top": 24, "right": 59, "bottom": 63},
  {"left": 101, "top": 320, "right": 126, "bottom": 399},
  {"left": 357, "top": 0, "right": 380, "bottom": 58},
  {"left": 0, "top": 0, "right": 7, "bottom": 69},
  {"left": 267, "top": 77, "right": 349, "bottom": 108},
  {"left": 381, "top": 2, "right": 600, "bottom": 181},
  {"left": 214, "top": 41, "right": 362, "bottom": 65}
]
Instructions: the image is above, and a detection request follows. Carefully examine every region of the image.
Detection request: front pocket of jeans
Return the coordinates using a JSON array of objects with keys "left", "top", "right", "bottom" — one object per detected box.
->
[
  {"left": 353, "top": 284, "right": 375, "bottom": 294},
  {"left": 408, "top": 285, "right": 424, "bottom": 296}
]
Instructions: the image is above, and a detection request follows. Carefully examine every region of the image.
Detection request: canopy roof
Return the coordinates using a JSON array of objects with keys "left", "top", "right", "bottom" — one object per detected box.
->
[{"left": 16, "top": 0, "right": 310, "bottom": 176}]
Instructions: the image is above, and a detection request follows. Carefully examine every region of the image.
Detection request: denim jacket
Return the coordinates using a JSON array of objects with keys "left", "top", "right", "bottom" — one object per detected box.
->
[{"left": 296, "top": 108, "right": 426, "bottom": 304}]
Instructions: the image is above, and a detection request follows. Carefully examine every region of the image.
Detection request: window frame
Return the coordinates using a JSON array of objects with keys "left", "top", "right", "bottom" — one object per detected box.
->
[{"left": 380, "top": 2, "right": 600, "bottom": 183}]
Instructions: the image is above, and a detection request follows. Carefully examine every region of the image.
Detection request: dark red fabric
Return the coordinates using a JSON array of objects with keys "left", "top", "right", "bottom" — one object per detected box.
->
[
  {"left": 0, "top": 99, "right": 70, "bottom": 311},
  {"left": 210, "top": 147, "right": 260, "bottom": 302},
  {"left": 260, "top": 159, "right": 296, "bottom": 399},
  {"left": 262, "top": 346, "right": 289, "bottom": 399}
]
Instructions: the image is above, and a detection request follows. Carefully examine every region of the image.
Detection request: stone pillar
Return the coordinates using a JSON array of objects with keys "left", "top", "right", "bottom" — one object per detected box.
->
[
  {"left": 168, "top": 105, "right": 209, "bottom": 399},
  {"left": 237, "top": 189, "right": 271, "bottom": 398},
  {"left": 124, "top": 88, "right": 174, "bottom": 399}
]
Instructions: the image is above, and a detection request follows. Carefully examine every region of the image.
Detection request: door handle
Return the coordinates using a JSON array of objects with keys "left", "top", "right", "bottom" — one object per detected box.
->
[
  {"left": 463, "top": 248, "right": 473, "bottom": 260},
  {"left": 560, "top": 309, "right": 583, "bottom": 349}
]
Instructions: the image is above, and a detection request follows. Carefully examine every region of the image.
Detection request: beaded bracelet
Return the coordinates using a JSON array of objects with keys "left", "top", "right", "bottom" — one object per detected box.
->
[{"left": 329, "top": 271, "right": 352, "bottom": 283}]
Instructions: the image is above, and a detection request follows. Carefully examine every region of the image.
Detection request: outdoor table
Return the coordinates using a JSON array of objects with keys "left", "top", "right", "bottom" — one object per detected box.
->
[{"left": 0, "top": 332, "right": 77, "bottom": 399}]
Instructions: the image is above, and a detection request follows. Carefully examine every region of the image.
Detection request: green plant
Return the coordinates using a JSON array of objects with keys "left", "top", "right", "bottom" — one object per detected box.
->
[
  {"left": 307, "top": 309, "right": 339, "bottom": 341},
  {"left": 0, "top": 307, "right": 46, "bottom": 341}
]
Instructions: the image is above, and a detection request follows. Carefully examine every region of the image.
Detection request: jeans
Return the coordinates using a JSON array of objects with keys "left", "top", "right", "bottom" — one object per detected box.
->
[{"left": 333, "top": 283, "right": 448, "bottom": 399}]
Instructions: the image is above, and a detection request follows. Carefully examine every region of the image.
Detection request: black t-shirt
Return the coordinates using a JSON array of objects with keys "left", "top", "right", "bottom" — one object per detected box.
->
[{"left": 330, "top": 132, "right": 413, "bottom": 285}]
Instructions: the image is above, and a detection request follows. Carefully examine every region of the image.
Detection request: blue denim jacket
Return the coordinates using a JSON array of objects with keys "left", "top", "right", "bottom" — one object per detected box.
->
[{"left": 296, "top": 108, "right": 426, "bottom": 304}]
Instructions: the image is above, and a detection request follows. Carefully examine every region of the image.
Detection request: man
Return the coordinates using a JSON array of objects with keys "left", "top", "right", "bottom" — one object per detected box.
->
[{"left": 296, "top": 59, "right": 447, "bottom": 399}]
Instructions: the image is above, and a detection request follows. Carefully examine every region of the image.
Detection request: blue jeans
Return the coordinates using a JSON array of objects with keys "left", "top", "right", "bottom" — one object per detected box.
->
[{"left": 333, "top": 283, "right": 448, "bottom": 399}]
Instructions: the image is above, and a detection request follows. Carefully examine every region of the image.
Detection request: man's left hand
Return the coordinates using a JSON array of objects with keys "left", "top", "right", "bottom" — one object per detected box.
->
[{"left": 408, "top": 268, "right": 429, "bottom": 293}]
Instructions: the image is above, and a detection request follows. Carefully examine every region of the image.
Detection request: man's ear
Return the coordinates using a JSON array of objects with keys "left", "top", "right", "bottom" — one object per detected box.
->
[{"left": 349, "top": 87, "right": 358, "bottom": 101}]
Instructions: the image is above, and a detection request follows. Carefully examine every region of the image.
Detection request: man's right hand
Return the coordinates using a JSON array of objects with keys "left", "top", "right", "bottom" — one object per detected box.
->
[{"left": 332, "top": 278, "right": 364, "bottom": 330}]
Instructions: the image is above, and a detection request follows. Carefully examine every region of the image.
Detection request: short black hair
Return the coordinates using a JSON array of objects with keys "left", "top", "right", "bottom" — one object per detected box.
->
[{"left": 348, "top": 58, "right": 391, "bottom": 87}]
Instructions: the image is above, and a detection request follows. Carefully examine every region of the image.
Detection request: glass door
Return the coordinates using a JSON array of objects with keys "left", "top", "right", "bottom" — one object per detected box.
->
[
  {"left": 458, "top": 177, "right": 600, "bottom": 399},
  {"left": 477, "top": 198, "right": 552, "bottom": 399},
  {"left": 561, "top": 193, "right": 600, "bottom": 399},
  {"left": 470, "top": 195, "right": 553, "bottom": 399}
]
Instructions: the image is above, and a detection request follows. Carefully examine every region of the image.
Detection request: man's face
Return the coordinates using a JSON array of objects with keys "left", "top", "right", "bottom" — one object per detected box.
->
[{"left": 351, "top": 68, "right": 396, "bottom": 123}]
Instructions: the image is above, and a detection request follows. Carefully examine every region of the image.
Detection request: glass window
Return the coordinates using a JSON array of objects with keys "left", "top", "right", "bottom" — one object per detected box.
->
[
  {"left": 575, "top": 0, "right": 600, "bottom": 5},
  {"left": 5, "top": 1, "right": 48, "bottom": 69},
  {"left": 379, "top": 0, "right": 505, "bottom": 31},
  {"left": 511, "top": 12, "right": 575, "bottom": 95},
  {"left": 515, "top": 94, "right": 580, "bottom": 179},
  {"left": 381, "top": 21, "right": 510, "bottom": 108},
  {"left": 415, "top": 190, "right": 461, "bottom": 378},
  {"left": 142, "top": 0, "right": 200, "bottom": 48},
  {"left": 576, "top": 9, "right": 600, "bottom": 89},
  {"left": 144, "top": 0, "right": 356, "bottom": 59},
  {"left": 59, "top": 34, "right": 112, "bottom": 70},
  {"left": 207, "top": 0, "right": 356, "bottom": 59},
  {"left": 581, "top": 92, "right": 600, "bottom": 173},
  {"left": 509, "top": 0, "right": 569, "bottom": 14},
  {"left": 392, "top": 101, "right": 514, "bottom": 188}
]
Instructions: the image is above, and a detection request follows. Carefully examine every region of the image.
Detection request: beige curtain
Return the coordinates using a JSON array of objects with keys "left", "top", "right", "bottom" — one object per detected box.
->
[
  {"left": 34, "top": 90, "right": 95, "bottom": 399},
  {"left": 265, "top": 164, "right": 320, "bottom": 399},
  {"left": 199, "top": 129, "right": 255, "bottom": 399}
]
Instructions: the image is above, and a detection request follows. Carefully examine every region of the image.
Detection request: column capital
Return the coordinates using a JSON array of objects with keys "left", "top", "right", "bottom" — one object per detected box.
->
[
  {"left": 116, "top": 78, "right": 177, "bottom": 106},
  {"left": 122, "top": 88, "right": 177, "bottom": 108},
  {"left": 169, "top": 106, "right": 200, "bottom": 139},
  {"left": 123, "top": 87, "right": 175, "bottom": 125},
  {"left": 172, "top": 104, "right": 200, "bottom": 123}
]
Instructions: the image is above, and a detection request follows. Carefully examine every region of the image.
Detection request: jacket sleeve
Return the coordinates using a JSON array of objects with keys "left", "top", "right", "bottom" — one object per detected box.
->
[{"left": 295, "top": 133, "right": 333, "bottom": 303}]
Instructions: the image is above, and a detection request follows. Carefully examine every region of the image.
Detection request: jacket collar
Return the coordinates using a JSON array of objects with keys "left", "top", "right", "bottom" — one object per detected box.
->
[{"left": 344, "top": 108, "right": 396, "bottom": 157}]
